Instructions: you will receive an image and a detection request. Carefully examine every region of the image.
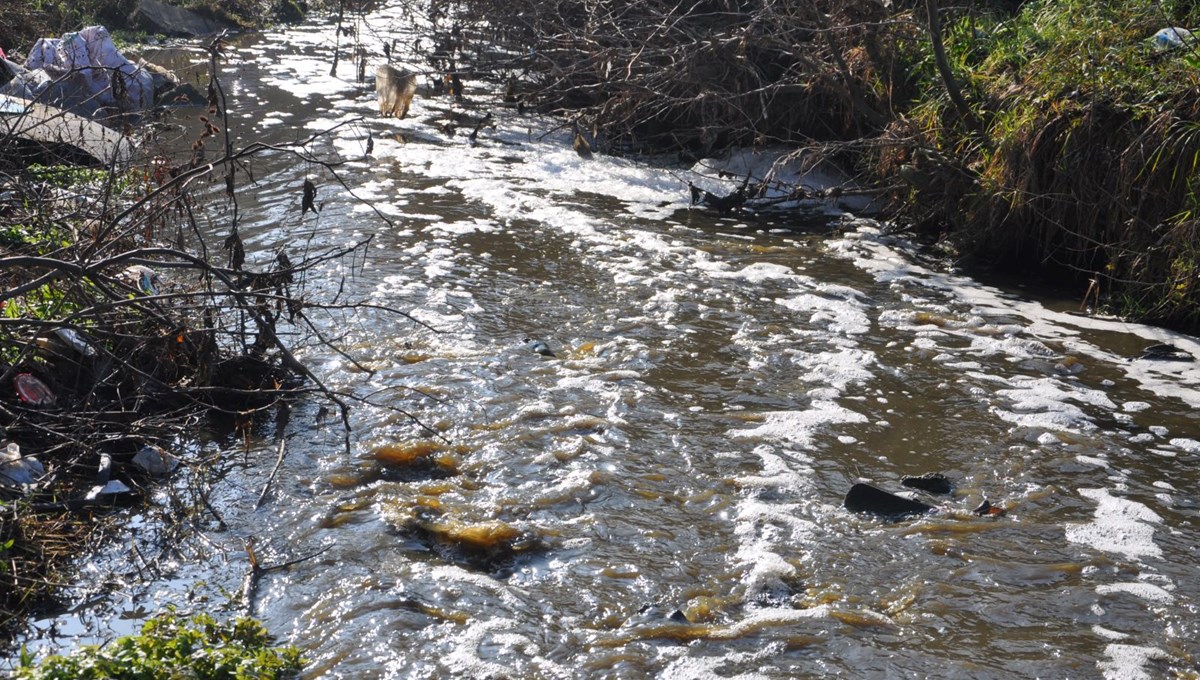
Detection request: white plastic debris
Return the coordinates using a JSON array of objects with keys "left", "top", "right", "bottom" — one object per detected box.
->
[
  {"left": 1152, "top": 27, "right": 1193, "bottom": 51},
  {"left": 86, "top": 479, "right": 132, "bottom": 500},
  {"left": 0, "top": 442, "right": 45, "bottom": 487},
  {"left": 131, "top": 444, "right": 178, "bottom": 478},
  {"left": 54, "top": 327, "right": 97, "bottom": 357},
  {"left": 20, "top": 26, "right": 155, "bottom": 118},
  {"left": 120, "top": 265, "right": 160, "bottom": 295},
  {"left": 85, "top": 452, "right": 134, "bottom": 500}
]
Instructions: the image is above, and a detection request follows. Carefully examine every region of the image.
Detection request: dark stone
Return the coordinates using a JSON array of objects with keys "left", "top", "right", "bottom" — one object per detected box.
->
[
  {"left": 1139, "top": 343, "right": 1193, "bottom": 362},
  {"left": 130, "top": 0, "right": 233, "bottom": 37},
  {"left": 843, "top": 483, "right": 936, "bottom": 518},
  {"left": 277, "top": 0, "right": 306, "bottom": 23},
  {"left": 900, "top": 472, "right": 953, "bottom": 495}
]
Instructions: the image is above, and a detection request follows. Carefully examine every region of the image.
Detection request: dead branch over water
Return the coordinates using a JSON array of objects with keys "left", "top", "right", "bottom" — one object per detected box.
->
[
  {"left": 418, "top": 0, "right": 912, "bottom": 155},
  {"left": 0, "top": 32, "right": 420, "bottom": 638}
]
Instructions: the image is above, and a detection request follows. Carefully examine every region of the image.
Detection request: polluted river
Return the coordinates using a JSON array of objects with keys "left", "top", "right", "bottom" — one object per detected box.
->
[{"left": 11, "top": 4, "right": 1200, "bottom": 679}]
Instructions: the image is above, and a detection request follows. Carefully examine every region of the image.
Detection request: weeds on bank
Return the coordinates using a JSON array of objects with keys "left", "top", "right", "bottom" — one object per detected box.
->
[{"left": 889, "top": 0, "right": 1200, "bottom": 326}]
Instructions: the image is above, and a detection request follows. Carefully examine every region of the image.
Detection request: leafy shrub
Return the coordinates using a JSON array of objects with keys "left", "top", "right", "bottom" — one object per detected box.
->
[{"left": 17, "top": 611, "right": 304, "bottom": 680}]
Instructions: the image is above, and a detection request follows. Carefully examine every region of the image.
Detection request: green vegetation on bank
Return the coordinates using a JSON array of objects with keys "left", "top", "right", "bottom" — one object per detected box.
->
[
  {"left": 16, "top": 610, "right": 304, "bottom": 679},
  {"left": 898, "top": 0, "right": 1200, "bottom": 327}
]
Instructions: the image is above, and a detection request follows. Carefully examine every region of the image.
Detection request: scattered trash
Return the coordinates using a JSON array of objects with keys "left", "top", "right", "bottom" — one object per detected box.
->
[
  {"left": 900, "top": 473, "right": 953, "bottom": 495},
  {"left": 1152, "top": 27, "right": 1193, "bottom": 51},
  {"left": 13, "top": 373, "right": 55, "bottom": 406},
  {"left": 131, "top": 444, "right": 179, "bottom": 478},
  {"left": 843, "top": 483, "right": 936, "bottom": 518},
  {"left": 85, "top": 453, "right": 136, "bottom": 502},
  {"left": 0, "top": 442, "right": 45, "bottom": 487},
  {"left": 1138, "top": 343, "right": 1193, "bottom": 362},
  {"left": 524, "top": 337, "right": 556, "bottom": 357},
  {"left": 972, "top": 499, "right": 1006, "bottom": 517},
  {"left": 9, "top": 26, "right": 155, "bottom": 119},
  {"left": 54, "top": 327, "right": 98, "bottom": 357},
  {"left": 0, "top": 94, "right": 134, "bottom": 166},
  {"left": 120, "top": 265, "right": 160, "bottom": 295}
]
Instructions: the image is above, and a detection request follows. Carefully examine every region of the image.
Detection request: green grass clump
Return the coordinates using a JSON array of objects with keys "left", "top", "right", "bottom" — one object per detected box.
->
[{"left": 16, "top": 610, "right": 304, "bottom": 680}]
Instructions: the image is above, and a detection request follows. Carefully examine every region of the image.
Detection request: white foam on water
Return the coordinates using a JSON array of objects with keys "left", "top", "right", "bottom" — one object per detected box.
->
[
  {"left": 1066, "top": 488, "right": 1162, "bottom": 560},
  {"left": 1168, "top": 437, "right": 1200, "bottom": 453},
  {"left": 1096, "top": 582, "right": 1175, "bottom": 604},
  {"left": 776, "top": 293, "right": 870, "bottom": 335},
  {"left": 991, "top": 376, "right": 1116, "bottom": 433},
  {"left": 831, "top": 222, "right": 1200, "bottom": 408},
  {"left": 1098, "top": 644, "right": 1168, "bottom": 680},
  {"left": 731, "top": 401, "right": 868, "bottom": 448},
  {"left": 1093, "top": 625, "right": 1131, "bottom": 641},
  {"left": 658, "top": 645, "right": 781, "bottom": 680}
]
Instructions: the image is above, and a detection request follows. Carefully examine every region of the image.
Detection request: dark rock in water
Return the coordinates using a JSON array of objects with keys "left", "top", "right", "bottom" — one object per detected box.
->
[
  {"left": 130, "top": 0, "right": 234, "bottom": 37},
  {"left": 844, "top": 483, "right": 936, "bottom": 518},
  {"left": 1138, "top": 343, "right": 1193, "bottom": 362},
  {"left": 900, "top": 472, "right": 953, "bottom": 495},
  {"left": 523, "top": 337, "right": 556, "bottom": 357},
  {"left": 668, "top": 609, "right": 689, "bottom": 623}
]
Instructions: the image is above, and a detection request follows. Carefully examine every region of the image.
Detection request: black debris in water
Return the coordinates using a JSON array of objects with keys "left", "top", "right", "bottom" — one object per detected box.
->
[
  {"left": 900, "top": 472, "right": 953, "bottom": 495},
  {"left": 1138, "top": 343, "right": 1194, "bottom": 362},
  {"left": 843, "top": 483, "right": 936, "bottom": 518}
]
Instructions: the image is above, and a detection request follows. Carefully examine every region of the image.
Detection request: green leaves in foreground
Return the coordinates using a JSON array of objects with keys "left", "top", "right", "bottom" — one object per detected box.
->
[{"left": 17, "top": 611, "right": 304, "bottom": 679}]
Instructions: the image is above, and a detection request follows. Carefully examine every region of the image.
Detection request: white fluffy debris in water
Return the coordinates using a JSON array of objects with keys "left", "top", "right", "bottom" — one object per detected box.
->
[{"left": 1066, "top": 488, "right": 1162, "bottom": 560}]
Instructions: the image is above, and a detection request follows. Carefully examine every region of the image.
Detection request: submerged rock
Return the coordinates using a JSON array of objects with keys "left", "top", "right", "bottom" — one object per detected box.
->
[{"left": 387, "top": 504, "right": 543, "bottom": 571}]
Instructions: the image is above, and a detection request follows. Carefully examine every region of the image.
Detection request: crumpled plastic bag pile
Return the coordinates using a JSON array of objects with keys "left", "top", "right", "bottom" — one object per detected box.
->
[{"left": 0, "top": 26, "right": 155, "bottom": 120}]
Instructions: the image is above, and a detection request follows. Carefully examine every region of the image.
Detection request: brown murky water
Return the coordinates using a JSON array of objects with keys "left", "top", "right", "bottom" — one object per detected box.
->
[{"left": 10, "top": 6, "right": 1200, "bottom": 679}]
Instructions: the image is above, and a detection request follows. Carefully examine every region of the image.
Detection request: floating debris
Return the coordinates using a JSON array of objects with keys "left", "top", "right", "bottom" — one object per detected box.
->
[
  {"left": 84, "top": 453, "right": 137, "bottom": 503},
  {"left": 119, "top": 265, "right": 160, "bottom": 295},
  {"left": 53, "top": 328, "right": 97, "bottom": 357},
  {"left": 972, "top": 499, "right": 1007, "bottom": 517}
]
